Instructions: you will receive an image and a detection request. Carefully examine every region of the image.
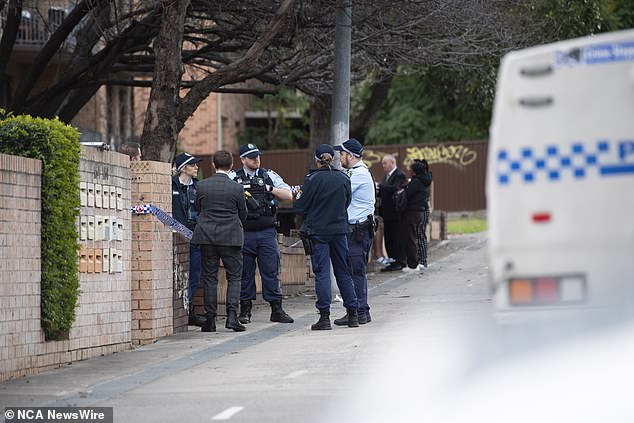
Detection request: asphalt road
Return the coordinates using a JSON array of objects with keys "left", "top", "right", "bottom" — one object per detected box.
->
[{"left": 1, "top": 233, "right": 493, "bottom": 423}]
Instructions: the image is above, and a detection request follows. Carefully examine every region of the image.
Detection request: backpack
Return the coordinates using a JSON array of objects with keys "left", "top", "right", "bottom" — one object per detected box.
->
[{"left": 393, "top": 189, "right": 408, "bottom": 213}]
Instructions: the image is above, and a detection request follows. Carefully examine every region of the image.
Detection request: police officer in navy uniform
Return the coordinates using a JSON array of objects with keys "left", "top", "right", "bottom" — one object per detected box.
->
[
  {"left": 228, "top": 144, "right": 294, "bottom": 324},
  {"left": 333, "top": 139, "right": 375, "bottom": 325},
  {"left": 293, "top": 144, "right": 360, "bottom": 330},
  {"left": 172, "top": 152, "right": 205, "bottom": 326}
]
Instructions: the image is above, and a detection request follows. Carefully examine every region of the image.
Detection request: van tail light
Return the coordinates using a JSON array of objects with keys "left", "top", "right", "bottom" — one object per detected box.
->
[
  {"left": 509, "top": 275, "right": 586, "bottom": 306},
  {"left": 532, "top": 212, "right": 551, "bottom": 223}
]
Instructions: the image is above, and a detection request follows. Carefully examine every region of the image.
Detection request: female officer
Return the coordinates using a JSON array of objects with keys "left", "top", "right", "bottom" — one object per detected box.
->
[{"left": 293, "top": 144, "right": 360, "bottom": 330}]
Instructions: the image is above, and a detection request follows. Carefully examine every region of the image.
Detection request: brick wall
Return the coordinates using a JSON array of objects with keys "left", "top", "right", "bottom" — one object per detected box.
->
[
  {"left": 0, "top": 149, "right": 133, "bottom": 382},
  {"left": 179, "top": 91, "right": 253, "bottom": 157},
  {"left": 76, "top": 148, "right": 132, "bottom": 350},
  {"left": 0, "top": 153, "right": 42, "bottom": 380},
  {"left": 179, "top": 94, "right": 216, "bottom": 156},
  {"left": 129, "top": 161, "right": 173, "bottom": 345},
  {"left": 173, "top": 237, "right": 189, "bottom": 333}
]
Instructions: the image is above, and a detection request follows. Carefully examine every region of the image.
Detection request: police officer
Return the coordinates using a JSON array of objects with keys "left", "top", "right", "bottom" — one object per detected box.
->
[
  {"left": 228, "top": 144, "right": 294, "bottom": 324},
  {"left": 293, "top": 144, "right": 360, "bottom": 330},
  {"left": 333, "top": 139, "right": 375, "bottom": 325},
  {"left": 172, "top": 152, "right": 205, "bottom": 326}
]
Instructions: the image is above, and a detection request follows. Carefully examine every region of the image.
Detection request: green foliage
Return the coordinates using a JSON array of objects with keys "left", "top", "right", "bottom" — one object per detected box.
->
[
  {"left": 363, "top": 67, "right": 492, "bottom": 145},
  {"left": 239, "top": 88, "right": 310, "bottom": 150},
  {"left": 360, "top": 0, "right": 632, "bottom": 147},
  {"left": 525, "top": 0, "right": 618, "bottom": 43},
  {"left": 0, "top": 115, "right": 81, "bottom": 340}
]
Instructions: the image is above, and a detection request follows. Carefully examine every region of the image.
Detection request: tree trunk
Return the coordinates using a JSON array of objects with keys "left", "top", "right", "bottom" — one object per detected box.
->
[
  {"left": 349, "top": 74, "right": 393, "bottom": 143},
  {"left": 308, "top": 94, "right": 332, "bottom": 167},
  {"left": 140, "top": 0, "right": 190, "bottom": 162},
  {"left": 11, "top": 0, "right": 103, "bottom": 113},
  {"left": 142, "top": 0, "right": 296, "bottom": 162},
  {"left": 0, "top": 0, "right": 22, "bottom": 76}
]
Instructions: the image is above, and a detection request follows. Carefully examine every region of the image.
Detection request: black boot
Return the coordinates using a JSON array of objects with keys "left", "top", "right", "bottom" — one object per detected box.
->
[
  {"left": 269, "top": 300, "right": 294, "bottom": 323},
  {"left": 346, "top": 308, "right": 359, "bottom": 328},
  {"left": 358, "top": 309, "right": 368, "bottom": 325},
  {"left": 335, "top": 308, "right": 358, "bottom": 328},
  {"left": 333, "top": 312, "right": 350, "bottom": 326},
  {"left": 201, "top": 314, "right": 216, "bottom": 332},
  {"left": 188, "top": 306, "right": 206, "bottom": 327},
  {"left": 225, "top": 310, "right": 246, "bottom": 332},
  {"left": 238, "top": 300, "right": 252, "bottom": 324},
  {"left": 311, "top": 310, "right": 332, "bottom": 331}
]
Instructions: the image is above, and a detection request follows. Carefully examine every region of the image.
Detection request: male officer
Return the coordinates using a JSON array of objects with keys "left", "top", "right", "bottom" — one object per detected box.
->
[
  {"left": 333, "top": 138, "right": 375, "bottom": 325},
  {"left": 172, "top": 152, "right": 205, "bottom": 326},
  {"left": 228, "top": 144, "right": 294, "bottom": 324}
]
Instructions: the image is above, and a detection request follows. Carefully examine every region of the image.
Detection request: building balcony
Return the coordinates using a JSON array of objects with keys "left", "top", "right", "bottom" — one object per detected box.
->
[{"left": 1, "top": 1, "right": 76, "bottom": 59}]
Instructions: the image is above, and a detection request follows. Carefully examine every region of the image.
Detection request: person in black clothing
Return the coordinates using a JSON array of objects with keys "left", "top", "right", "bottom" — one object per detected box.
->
[
  {"left": 400, "top": 159, "right": 432, "bottom": 271},
  {"left": 293, "top": 144, "right": 360, "bottom": 330},
  {"left": 378, "top": 154, "right": 407, "bottom": 271},
  {"left": 172, "top": 152, "right": 204, "bottom": 326}
]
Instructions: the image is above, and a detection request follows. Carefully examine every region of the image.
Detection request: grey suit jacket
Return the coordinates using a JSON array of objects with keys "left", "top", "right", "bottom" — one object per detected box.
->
[{"left": 191, "top": 173, "right": 247, "bottom": 247}]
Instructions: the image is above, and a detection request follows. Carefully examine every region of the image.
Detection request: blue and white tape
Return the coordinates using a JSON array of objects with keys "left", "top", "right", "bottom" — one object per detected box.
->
[{"left": 131, "top": 204, "right": 193, "bottom": 240}]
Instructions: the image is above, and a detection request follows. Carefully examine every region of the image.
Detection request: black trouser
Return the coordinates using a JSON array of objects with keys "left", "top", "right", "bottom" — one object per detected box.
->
[
  {"left": 401, "top": 209, "right": 429, "bottom": 268},
  {"left": 200, "top": 244, "right": 242, "bottom": 316},
  {"left": 383, "top": 218, "right": 405, "bottom": 266}
]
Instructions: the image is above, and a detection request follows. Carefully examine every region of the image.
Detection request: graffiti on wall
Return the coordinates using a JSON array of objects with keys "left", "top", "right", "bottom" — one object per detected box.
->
[{"left": 363, "top": 144, "right": 479, "bottom": 170}]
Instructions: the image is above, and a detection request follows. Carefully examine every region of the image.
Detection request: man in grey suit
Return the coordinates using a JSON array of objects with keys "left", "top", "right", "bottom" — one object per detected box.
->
[{"left": 192, "top": 150, "right": 248, "bottom": 332}]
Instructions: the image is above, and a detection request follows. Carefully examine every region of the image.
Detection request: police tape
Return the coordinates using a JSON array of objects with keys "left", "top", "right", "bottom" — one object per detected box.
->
[{"left": 130, "top": 204, "right": 193, "bottom": 240}]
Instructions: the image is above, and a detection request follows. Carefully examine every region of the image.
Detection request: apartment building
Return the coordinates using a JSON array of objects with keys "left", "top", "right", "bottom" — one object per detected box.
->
[{"left": 1, "top": 0, "right": 250, "bottom": 156}]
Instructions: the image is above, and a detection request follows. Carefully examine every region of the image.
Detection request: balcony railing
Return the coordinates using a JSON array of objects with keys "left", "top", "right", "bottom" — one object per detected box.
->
[{"left": 1, "top": 2, "right": 76, "bottom": 47}]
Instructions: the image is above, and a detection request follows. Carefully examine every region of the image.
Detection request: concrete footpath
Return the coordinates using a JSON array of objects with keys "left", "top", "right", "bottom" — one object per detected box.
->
[{"left": 0, "top": 233, "right": 487, "bottom": 412}]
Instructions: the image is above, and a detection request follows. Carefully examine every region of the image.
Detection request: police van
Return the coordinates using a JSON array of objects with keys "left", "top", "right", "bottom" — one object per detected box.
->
[{"left": 487, "top": 29, "right": 634, "bottom": 322}]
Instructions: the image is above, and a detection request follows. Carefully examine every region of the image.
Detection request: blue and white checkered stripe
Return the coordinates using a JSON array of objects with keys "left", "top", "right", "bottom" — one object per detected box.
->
[
  {"left": 496, "top": 140, "right": 634, "bottom": 185},
  {"left": 131, "top": 203, "right": 193, "bottom": 239}
]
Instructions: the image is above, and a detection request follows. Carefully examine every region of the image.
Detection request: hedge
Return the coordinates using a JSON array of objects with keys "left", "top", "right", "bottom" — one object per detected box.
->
[{"left": 0, "top": 113, "right": 81, "bottom": 340}]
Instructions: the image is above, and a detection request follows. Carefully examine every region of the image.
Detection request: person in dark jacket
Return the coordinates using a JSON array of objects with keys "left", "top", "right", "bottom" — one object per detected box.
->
[
  {"left": 293, "top": 144, "right": 360, "bottom": 330},
  {"left": 378, "top": 154, "right": 407, "bottom": 271},
  {"left": 399, "top": 159, "right": 432, "bottom": 271},
  {"left": 172, "top": 152, "right": 204, "bottom": 326},
  {"left": 191, "top": 150, "right": 248, "bottom": 332}
]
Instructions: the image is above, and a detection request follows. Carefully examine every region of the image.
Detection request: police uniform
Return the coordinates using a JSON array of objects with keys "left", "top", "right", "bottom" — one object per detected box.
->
[
  {"left": 334, "top": 139, "right": 376, "bottom": 325},
  {"left": 293, "top": 144, "right": 360, "bottom": 330},
  {"left": 172, "top": 153, "right": 204, "bottom": 326},
  {"left": 343, "top": 163, "right": 375, "bottom": 323},
  {"left": 228, "top": 144, "right": 293, "bottom": 324}
]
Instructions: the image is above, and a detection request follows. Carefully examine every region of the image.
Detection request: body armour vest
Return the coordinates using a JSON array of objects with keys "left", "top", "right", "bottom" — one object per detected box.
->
[{"left": 234, "top": 169, "right": 277, "bottom": 231}]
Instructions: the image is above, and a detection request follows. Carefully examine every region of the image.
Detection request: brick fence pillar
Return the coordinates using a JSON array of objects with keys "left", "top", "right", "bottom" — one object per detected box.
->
[{"left": 129, "top": 161, "right": 173, "bottom": 345}]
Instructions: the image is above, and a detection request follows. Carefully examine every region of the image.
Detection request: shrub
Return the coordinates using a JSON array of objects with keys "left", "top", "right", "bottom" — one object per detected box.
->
[{"left": 0, "top": 114, "right": 80, "bottom": 340}]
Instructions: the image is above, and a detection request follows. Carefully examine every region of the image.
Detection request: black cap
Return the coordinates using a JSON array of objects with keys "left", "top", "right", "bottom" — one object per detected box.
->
[
  {"left": 314, "top": 144, "right": 335, "bottom": 160},
  {"left": 239, "top": 144, "right": 261, "bottom": 159},
  {"left": 334, "top": 138, "right": 364, "bottom": 158},
  {"left": 174, "top": 153, "right": 202, "bottom": 172}
]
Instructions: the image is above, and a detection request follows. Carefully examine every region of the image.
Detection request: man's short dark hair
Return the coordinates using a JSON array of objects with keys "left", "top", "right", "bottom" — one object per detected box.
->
[
  {"left": 120, "top": 142, "right": 141, "bottom": 160},
  {"left": 213, "top": 150, "right": 233, "bottom": 170}
]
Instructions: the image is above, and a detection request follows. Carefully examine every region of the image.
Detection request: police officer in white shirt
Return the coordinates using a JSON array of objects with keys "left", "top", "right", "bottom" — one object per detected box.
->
[{"left": 333, "top": 138, "right": 376, "bottom": 325}]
